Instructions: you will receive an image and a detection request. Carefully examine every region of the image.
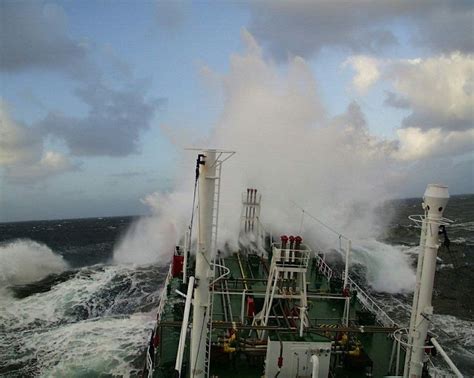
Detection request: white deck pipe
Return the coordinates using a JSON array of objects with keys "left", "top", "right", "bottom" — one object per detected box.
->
[
  {"left": 241, "top": 289, "right": 247, "bottom": 323},
  {"left": 343, "top": 239, "right": 351, "bottom": 290},
  {"left": 406, "top": 184, "right": 449, "bottom": 378},
  {"left": 430, "top": 338, "right": 463, "bottom": 378},
  {"left": 183, "top": 229, "right": 190, "bottom": 284},
  {"left": 311, "top": 354, "right": 320, "bottom": 378},
  {"left": 190, "top": 150, "right": 217, "bottom": 378},
  {"left": 175, "top": 276, "right": 195, "bottom": 376}
]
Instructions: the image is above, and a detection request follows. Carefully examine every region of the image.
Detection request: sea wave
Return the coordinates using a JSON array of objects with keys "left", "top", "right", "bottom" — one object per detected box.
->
[
  {"left": 346, "top": 239, "right": 416, "bottom": 293},
  {"left": 0, "top": 239, "right": 67, "bottom": 285},
  {"left": 0, "top": 259, "right": 164, "bottom": 376}
]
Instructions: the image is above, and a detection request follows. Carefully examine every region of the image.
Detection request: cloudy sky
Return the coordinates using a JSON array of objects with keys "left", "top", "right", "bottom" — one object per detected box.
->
[{"left": 0, "top": 0, "right": 473, "bottom": 222}]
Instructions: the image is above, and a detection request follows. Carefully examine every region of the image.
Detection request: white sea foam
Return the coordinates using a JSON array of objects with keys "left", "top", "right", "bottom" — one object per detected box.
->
[
  {"left": 31, "top": 314, "right": 154, "bottom": 376},
  {"left": 0, "top": 262, "right": 161, "bottom": 376},
  {"left": 451, "top": 221, "right": 474, "bottom": 232},
  {"left": 431, "top": 314, "right": 474, "bottom": 348},
  {"left": 1, "top": 313, "right": 154, "bottom": 377},
  {"left": 0, "top": 264, "right": 161, "bottom": 331},
  {"left": 0, "top": 239, "right": 67, "bottom": 285},
  {"left": 0, "top": 265, "right": 114, "bottom": 329}
]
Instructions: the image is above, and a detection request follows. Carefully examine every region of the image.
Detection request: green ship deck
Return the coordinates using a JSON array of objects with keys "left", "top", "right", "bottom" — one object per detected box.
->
[{"left": 151, "top": 248, "right": 404, "bottom": 378}]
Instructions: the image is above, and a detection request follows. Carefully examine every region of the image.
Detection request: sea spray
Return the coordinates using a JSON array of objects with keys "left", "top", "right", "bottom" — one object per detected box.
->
[
  {"left": 113, "top": 191, "right": 191, "bottom": 265},
  {"left": 349, "top": 239, "right": 416, "bottom": 293},
  {"left": 0, "top": 239, "right": 67, "bottom": 285},
  {"left": 114, "top": 33, "right": 410, "bottom": 295}
]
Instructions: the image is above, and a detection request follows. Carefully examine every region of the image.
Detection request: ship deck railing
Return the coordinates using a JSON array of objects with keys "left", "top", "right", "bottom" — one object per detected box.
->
[
  {"left": 156, "top": 263, "right": 173, "bottom": 322},
  {"left": 346, "top": 276, "right": 397, "bottom": 328},
  {"left": 271, "top": 244, "right": 311, "bottom": 270},
  {"left": 314, "top": 253, "right": 397, "bottom": 328}
]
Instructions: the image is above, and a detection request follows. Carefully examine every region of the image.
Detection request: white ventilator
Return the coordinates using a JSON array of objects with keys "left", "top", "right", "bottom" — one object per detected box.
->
[{"left": 405, "top": 184, "right": 449, "bottom": 377}]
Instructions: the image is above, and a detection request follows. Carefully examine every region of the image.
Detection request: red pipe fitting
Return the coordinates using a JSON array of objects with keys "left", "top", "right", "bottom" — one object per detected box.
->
[{"left": 280, "top": 235, "right": 288, "bottom": 249}]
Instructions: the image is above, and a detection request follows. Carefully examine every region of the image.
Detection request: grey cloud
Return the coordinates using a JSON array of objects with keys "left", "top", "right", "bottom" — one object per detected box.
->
[
  {"left": 413, "top": 2, "right": 474, "bottom": 54},
  {"left": 247, "top": 1, "right": 473, "bottom": 60},
  {"left": 155, "top": 0, "right": 188, "bottom": 31},
  {"left": 110, "top": 171, "right": 147, "bottom": 178},
  {"left": 464, "top": 75, "right": 474, "bottom": 96},
  {"left": 399, "top": 157, "right": 474, "bottom": 196},
  {"left": 2, "top": 2, "right": 164, "bottom": 163},
  {"left": 332, "top": 101, "right": 367, "bottom": 130},
  {"left": 402, "top": 111, "right": 473, "bottom": 131},
  {"left": 0, "top": 1, "right": 87, "bottom": 73},
  {"left": 39, "top": 83, "right": 162, "bottom": 156},
  {"left": 384, "top": 91, "right": 410, "bottom": 109}
]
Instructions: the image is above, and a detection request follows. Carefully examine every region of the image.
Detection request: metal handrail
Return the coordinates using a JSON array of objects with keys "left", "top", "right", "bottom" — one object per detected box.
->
[
  {"left": 146, "top": 351, "right": 153, "bottom": 378},
  {"left": 346, "top": 276, "right": 397, "bottom": 327},
  {"left": 313, "top": 254, "right": 396, "bottom": 327},
  {"left": 408, "top": 214, "right": 454, "bottom": 227},
  {"left": 392, "top": 329, "right": 463, "bottom": 377},
  {"left": 210, "top": 262, "right": 230, "bottom": 286},
  {"left": 315, "top": 254, "right": 333, "bottom": 281},
  {"left": 272, "top": 245, "right": 311, "bottom": 269},
  {"left": 157, "top": 264, "right": 173, "bottom": 321}
]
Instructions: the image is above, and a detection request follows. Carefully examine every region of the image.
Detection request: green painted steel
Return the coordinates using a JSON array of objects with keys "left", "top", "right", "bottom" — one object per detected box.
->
[{"left": 152, "top": 252, "right": 403, "bottom": 377}]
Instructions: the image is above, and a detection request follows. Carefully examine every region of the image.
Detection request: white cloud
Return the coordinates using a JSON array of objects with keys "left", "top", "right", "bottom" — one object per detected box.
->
[
  {"left": 344, "top": 55, "right": 381, "bottom": 94},
  {"left": 4, "top": 151, "right": 77, "bottom": 183},
  {"left": 0, "top": 100, "right": 77, "bottom": 183},
  {"left": 388, "top": 53, "right": 474, "bottom": 130},
  {"left": 395, "top": 127, "right": 474, "bottom": 161},
  {"left": 344, "top": 52, "right": 474, "bottom": 160},
  {"left": 0, "top": 101, "right": 42, "bottom": 166}
]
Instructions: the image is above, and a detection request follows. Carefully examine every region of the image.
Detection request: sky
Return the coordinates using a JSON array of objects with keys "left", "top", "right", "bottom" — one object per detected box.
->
[{"left": 0, "top": 0, "right": 473, "bottom": 222}]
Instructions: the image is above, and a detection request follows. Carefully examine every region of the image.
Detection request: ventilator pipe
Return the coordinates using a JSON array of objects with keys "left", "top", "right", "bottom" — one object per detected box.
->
[
  {"left": 407, "top": 184, "right": 449, "bottom": 378},
  {"left": 245, "top": 189, "right": 250, "bottom": 232},
  {"left": 289, "top": 235, "right": 295, "bottom": 270},
  {"left": 311, "top": 355, "right": 320, "bottom": 378},
  {"left": 289, "top": 235, "right": 295, "bottom": 250},
  {"left": 251, "top": 189, "right": 256, "bottom": 230},
  {"left": 251, "top": 189, "right": 257, "bottom": 231},
  {"left": 280, "top": 235, "right": 288, "bottom": 249},
  {"left": 295, "top": 236, "right": 302, "bottom": 250}
]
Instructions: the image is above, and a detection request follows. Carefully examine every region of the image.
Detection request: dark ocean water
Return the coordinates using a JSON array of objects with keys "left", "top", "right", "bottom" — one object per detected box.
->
[{"left": 0, "top": 195, "right": 472, "bottom": 376}]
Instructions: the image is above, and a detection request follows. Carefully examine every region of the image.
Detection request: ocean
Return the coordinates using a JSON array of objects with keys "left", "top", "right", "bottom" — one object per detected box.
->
[{"left": 0, "top": 195, "right": 473, "bottom": 376}]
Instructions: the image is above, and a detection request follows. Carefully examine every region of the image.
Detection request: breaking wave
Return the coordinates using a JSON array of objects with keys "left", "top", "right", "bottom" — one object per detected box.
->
[
  {"left": 0, "top": 247, "right": 165, "bottom": 376},
  {"left": 0, "top": 239, "right": 67, "bottom": 285}
]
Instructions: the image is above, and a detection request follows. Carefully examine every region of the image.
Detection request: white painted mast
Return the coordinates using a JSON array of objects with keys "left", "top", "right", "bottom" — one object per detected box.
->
[
  {"left": 189, "top": 149, "right": 234, "bottom": 378},
  {"left": 190, "top": 150, "right": 216, "bottom": 378},
  {"left": 405, "top": 184, "right": 449, "bottom": 377}
]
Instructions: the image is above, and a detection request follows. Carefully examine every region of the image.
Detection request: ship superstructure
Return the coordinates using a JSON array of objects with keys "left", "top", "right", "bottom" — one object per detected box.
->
[{"left": 143, "top": 150, "right": 463, "bottom": 378}]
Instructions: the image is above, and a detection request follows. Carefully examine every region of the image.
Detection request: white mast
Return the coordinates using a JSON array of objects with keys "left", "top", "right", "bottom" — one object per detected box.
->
[
  {"left": 190, "top": 150, "right": 216, "bottom": 378},
  {"left": 405, "top": 184, "right": 449, "bottom": 377},
  {"left": 189, "top": 149, "right": 234, "bottom": 378}
]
